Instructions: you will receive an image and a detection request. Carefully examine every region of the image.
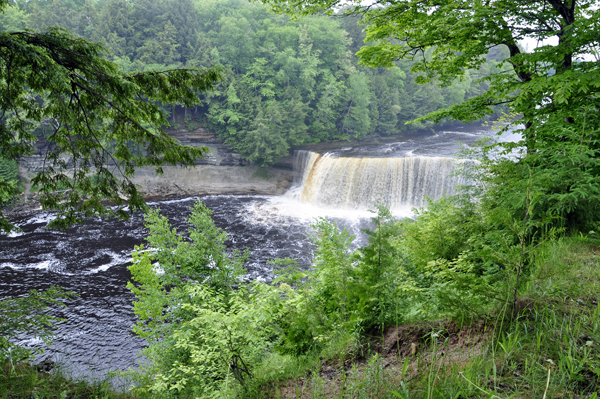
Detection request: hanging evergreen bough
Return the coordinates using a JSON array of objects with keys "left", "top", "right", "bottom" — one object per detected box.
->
[{"left": 0, "top": 0, "right": 222, "bottom": 232}]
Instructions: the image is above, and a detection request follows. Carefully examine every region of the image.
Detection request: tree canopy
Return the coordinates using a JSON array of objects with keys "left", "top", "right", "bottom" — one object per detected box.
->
[
  {"left": 1, "top": 0, "right": 511, "bottom": 171},
  {"left": 260, "top": 0, "right": 600, "bottom": 230},
  {"left": 0, "top": 0, "right": 221, "bottom": 231},
  {"left": 259, "top": 0, "right": 600, "bottom": 146}
]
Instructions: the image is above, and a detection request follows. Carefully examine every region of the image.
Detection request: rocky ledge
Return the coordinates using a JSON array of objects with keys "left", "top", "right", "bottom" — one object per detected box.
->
[
  {"left": 8, "top": 128, "right": 295, "bottom": 215},
  {"left": 129, "top": 129, "right": 294, "bottom": 198}
]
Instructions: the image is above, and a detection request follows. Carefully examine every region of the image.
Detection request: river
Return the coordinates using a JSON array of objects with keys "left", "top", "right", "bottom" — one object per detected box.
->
[{"left": 0, "top": 125, "right": 519, "bottom": 380}]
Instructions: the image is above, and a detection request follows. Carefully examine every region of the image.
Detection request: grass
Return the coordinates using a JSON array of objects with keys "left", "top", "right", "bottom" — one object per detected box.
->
[
  {"left": 0, "top": 361, "right": 137, "bottom": 399},
  {"left": 243, "top": 236, "right": 600, "bottom": 399}
]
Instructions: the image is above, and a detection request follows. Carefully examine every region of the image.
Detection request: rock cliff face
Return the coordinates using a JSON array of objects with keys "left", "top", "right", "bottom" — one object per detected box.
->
[
  {"left": 16, "top": 128, "right": 295, "bottom": 204},
  {"left": 130, "top": 129, "right": 294, "bottom": 199}
]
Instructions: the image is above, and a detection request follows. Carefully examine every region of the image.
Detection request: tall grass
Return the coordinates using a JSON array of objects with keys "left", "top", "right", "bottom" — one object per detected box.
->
[{"left": 0, "top": 360, "right": 136, "bottom": 399}]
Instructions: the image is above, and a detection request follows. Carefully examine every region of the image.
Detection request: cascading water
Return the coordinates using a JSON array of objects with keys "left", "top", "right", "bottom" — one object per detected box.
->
[
  {"left": 0, "top": 126, "right": 516, "bottom": 380},
  {"left": 286, "top": 150, "right": 465, "bottom": 209}
]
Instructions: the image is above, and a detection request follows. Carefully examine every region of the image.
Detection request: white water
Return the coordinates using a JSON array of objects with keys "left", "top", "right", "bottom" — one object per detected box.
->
[{"left": 285, "top": 150, "right": 466, "bottom": 210}]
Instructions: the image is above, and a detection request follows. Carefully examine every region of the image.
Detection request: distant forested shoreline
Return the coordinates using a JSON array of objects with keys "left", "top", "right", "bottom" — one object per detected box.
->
[{"left": 1, "top": 0, "right": 510, "bottom": 166}]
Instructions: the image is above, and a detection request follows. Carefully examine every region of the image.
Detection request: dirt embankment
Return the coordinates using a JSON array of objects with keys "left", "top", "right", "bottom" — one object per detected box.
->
[{"left": 275, "top": 321, "right": 491, "bottom": 399}]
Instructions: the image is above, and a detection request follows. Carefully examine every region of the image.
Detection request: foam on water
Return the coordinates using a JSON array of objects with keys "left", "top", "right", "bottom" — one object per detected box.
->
[
  {"left": 6, "top": 230, "right": 25, "bottom": 238},
  {"left": 250, "top": 195, "right": 415, "bottom": 222},
  {"left": 0, "top": 258, "right": 61, "bottom": 271},
  {"left": 20, "top": 212, "right": 57, "bottom": 227},
  {"left": 88, "top": 251, "right": 133, "bottom": 274}
]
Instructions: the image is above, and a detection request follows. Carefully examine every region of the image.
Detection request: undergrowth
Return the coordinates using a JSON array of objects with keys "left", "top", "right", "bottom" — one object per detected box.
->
[
  {"left": 242, "top": 236, "right": 600, "bottom": 399},
  {"left": 0, "top": 362, "right": 135, "bottom": 399}
]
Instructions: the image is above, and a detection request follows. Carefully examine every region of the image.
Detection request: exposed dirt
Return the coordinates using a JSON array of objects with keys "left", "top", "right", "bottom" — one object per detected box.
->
[{"left": 271, "top": 320, "right": 493, "bottom": 399}]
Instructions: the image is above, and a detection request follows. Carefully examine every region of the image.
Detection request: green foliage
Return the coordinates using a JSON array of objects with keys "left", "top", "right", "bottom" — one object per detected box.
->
[
  {"left": 128, "top": 201, "right": 247, "bottom": 340},
  {"left": 341, "top": 72, "right": 371, "bottom": 138},
  {"left": 0, "top": 361, "right": 136, "bottom": 399},
  {"left": 123, "top": 198, "right": 600, "bottom": 397},
  {"left": 309, "top": 218, "right": 355, "bottom": 325},
  {"left": 8, "top": 0, "right": 508, "bottom": 172},
  {"left": 0, "top": 156, "right": 19, "bottom": 204},
  {"left": 0, "top": 0, "right": 222, "bottom": 232},
  {"left": 277, "top": 210, "right": 408, "bottom": 354},
  {"left": 274, "top": 218, "right": 358, "bottom": 355},
  {"left": 353, "top": 204, "right": 406, "bottom": 329},
  {"left": 400, "top": 196, "right": 486, "bottom": 269},
  {"left": 127, "top": 201, "right": 263, "bottom": 396},
  {"left": 134, "top": 283, "right": 282, "bottom": 398},
  {"left": 0, "top": 287, "right": 75, "bottom": 363},
  {"left": 246, "top": 239, "right": 600, "bottom": 399},
  {"left": 128, "top": 204, "right": 412, "bottom": 395},
  {"left": 483, "top": 111, "right": 600, "bottom": 232}
]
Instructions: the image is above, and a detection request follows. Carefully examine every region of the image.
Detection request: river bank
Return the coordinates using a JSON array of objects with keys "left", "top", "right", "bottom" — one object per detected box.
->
[{"left": 3, "top": 127, "right": 296, "bottom": 218}]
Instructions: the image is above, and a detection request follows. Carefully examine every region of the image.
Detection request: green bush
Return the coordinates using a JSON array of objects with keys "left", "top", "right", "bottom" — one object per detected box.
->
[
  {"left": 132, "top": 282, "right": 282, "bottom": 398},
  {"left": 127, "top": 201, "right": 275, "bottom": 397},
  {"left": 353, "top": 205, "right": 407, "bottom": 330},
  {"left": 273, "top": 218, "right": 359, "bottom": 356},
  {"left": 0, "top": 156, "right": 19, "bottom": 203},
  {"left": 276, "top": 207, "right": 413, "bottom": 354}
]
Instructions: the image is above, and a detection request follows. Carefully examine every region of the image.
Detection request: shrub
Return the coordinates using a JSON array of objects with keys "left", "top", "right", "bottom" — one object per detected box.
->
[
  {"left": 353, "top": 204, "right": 407, "bottom": 330},
  {"left": 127, "top": 200, "right": 266, "bottom": 397}
]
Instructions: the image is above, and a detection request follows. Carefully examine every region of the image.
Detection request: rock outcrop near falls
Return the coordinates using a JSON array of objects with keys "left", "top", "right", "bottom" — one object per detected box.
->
[
  {"left": 13, "top": 128, "right": 294, "bottom": 212},
  {"left": 129, "top": 129, "right": 294, "bottom": 199}
]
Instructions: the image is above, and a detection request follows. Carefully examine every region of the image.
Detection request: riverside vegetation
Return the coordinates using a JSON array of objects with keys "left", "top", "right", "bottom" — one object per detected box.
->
[
  {"left": 115, "top": 146, "right": 600, "bottom": 398},
  {"left": 5, "top": 173, "right": 600, "bottom": 398},
  {"left": 2, "top": 0, "right": 600, "bottom": 398}
]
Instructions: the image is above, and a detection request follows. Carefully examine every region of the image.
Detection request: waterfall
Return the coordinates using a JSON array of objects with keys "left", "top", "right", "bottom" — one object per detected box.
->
[{"left": 286, "top": 150, "right": 464, "bottom": 209}]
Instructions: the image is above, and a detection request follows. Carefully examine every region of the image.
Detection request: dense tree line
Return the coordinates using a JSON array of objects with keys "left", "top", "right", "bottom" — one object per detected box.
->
[
  {"left": 0, "top": 0, "right": 221, "bottom": 230},
  {"left": 1, "top": 0, "right": 509, "bottom": 167}
]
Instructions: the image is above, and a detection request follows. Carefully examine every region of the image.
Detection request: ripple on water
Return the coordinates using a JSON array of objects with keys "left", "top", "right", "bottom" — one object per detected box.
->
[{"left": 0, "top": 195, "right": 347, "bottom": 379}]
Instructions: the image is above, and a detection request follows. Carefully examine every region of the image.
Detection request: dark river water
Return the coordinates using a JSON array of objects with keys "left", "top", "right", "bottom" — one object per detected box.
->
[{"left": 0, "top": 125, "right": 520, "bottom": 380}]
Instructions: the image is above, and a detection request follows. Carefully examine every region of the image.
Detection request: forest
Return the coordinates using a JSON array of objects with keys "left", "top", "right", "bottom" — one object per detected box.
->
[
  {"left": 0, "top": 0, "right": 508, "bottom": 167},
  {"left": 2, "top": 0, "right": 600, "bottom": 398}
]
